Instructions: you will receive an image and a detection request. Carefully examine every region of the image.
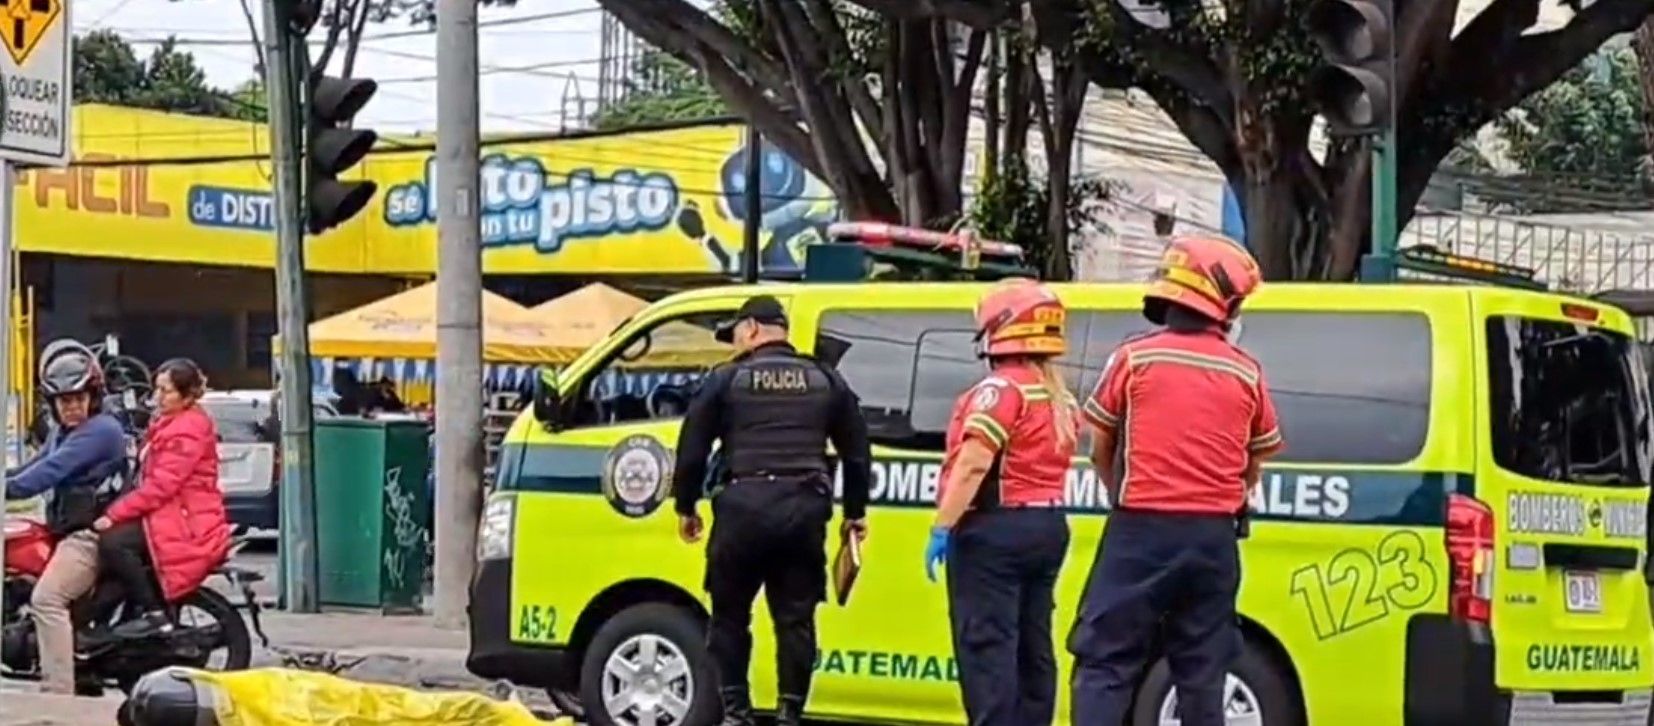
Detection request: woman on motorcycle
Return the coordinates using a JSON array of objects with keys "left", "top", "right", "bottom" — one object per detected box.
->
[
  {"left": 92, "top": 358, "right": 231, "bottom": 639},
  {"left": 3, "top": 341, "right": 127, "bottom": 694}
]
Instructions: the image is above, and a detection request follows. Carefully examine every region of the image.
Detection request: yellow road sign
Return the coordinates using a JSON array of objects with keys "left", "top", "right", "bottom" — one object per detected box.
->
[{"left": 4, "top": 0, "right": 59, "bottom": 66}]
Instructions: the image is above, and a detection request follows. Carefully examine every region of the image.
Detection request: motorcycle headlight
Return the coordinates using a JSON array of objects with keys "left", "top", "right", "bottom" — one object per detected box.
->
[{"left": 477, "top": 493, "right": 517, "bottom": 562}]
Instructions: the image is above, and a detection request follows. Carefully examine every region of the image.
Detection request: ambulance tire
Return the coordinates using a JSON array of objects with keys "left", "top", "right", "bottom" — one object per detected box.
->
[
  {"left": 1129, "top": 637, "right": 1303, "bottom": 726},
  {"left": 580, "top": 603, "right": 720, "bottom": 726}
]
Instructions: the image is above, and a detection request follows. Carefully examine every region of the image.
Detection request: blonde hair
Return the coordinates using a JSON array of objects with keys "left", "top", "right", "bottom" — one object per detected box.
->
[{"left": 1036, "top": 358, "right": 1078, "bottom": 450}]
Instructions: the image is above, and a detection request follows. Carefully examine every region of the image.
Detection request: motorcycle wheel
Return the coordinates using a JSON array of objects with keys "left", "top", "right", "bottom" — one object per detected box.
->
[
  {"left": 179, "top": 587, "right": 253, "bottom": 672},
  {"left": 115, "top": 587, "right": 254, "bottom": 695}
]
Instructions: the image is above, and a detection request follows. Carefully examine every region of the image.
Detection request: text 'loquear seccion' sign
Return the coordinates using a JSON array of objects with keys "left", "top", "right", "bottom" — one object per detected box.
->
[{"left": 0, "top": 0, "right": 69, "bottom": 166}]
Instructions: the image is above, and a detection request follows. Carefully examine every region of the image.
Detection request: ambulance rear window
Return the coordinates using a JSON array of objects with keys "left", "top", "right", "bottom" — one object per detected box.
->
[{"left": 1487, "top": 316, "right": 1652, "bottom": 487}]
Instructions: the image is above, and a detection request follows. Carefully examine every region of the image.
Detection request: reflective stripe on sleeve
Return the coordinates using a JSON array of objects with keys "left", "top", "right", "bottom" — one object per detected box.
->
[{"left": 963, "top": 413, "right": 1010, "bottom": 449}]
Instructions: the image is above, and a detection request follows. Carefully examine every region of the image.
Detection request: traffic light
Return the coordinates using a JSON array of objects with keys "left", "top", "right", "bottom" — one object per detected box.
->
[
  {"left": 1306, "top": 0, "right": 1393, "bottom": 135},
  {"left": 304, "top": 74, "right": 379, "bottom": 234}
]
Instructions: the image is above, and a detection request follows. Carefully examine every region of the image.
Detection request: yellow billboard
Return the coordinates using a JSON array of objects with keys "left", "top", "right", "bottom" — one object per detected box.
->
[{"left": 15, "top": 105, "right": 840, "bottom": 276}]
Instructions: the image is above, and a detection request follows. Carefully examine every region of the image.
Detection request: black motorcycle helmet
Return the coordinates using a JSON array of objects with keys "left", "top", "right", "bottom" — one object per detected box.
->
[{"left": 38, "top": 339, "right": 105, "bottom": 413}]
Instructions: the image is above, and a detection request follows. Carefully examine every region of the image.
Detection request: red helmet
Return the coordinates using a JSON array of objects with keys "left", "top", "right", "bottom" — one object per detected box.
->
[
  {"left": 1144, "top": 234, "right": 1262, "bottom": 325},
  {"left": 975, "top": 279, "right": 1067, "bottom": 357}
]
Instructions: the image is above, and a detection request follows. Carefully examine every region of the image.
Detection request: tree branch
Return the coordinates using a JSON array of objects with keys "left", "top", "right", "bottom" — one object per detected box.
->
[
  {"left": 941, "top": 28, "right": 989, "bottom": 190},
  {"left": 312, "top": 0, "right": 352, "bottom": 76},
  {"left": 1408, "top": 0, "right": 1654, "bottom": 215},
  {"left": 762, "top": 0, "right": 885, "bottom": 189},
  {"left": 340, "top": 0, "right": 372, "bottom": 80},
  {"left": 1140, "top": 77, "right": 1241, "bottom": 174},
  {"left": 802, "top": 0, "right": 885, "bottom": 135},
  {"left": 237, "top": 0, "right": 265, "bottom": 78},
  {"left": 1034, "top": 0, "right": 1234, "bottom": 120},
  {"left": 843, "top": 0, "right": 1012, "bottom": 28},
  {"left": 599, "top": 0, "right": 794, "bottom": 95},
  {"left": 1480, "top": 0, "right": 1654, "bottom": 109},
  {"left": 600, "top": 0, "right": 824, "bottom": 185}
]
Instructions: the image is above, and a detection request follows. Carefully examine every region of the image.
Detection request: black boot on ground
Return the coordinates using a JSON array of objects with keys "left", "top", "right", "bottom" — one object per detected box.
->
[
  {"left": 719, "top": 687, "right": 755, "bottom": 726},
  {"left": 775, "top": 695, "right": 806, "bottom": 726}
]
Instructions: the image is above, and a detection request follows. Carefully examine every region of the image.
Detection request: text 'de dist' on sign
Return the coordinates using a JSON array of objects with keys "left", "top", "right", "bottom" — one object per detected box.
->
[{"left": 0, "top": 0, "right": 69, "bottom": 167}]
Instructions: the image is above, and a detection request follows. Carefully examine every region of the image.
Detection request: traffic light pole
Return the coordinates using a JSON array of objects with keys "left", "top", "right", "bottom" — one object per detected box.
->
[
  {"left": 1360, "top": 3, "right": 1401, "bottom": 284},
  {"left": 1362, "top": 128, "right": 1400, "bottom": 282},
  {"left": 263, "top": 0, "right": 321, "bottom": 614},
  {"left": 433, "top": 0, "right": 484, "bottom": 629}
]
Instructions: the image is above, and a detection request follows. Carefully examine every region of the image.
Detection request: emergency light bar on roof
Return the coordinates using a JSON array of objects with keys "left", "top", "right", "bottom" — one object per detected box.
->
[
  {"left": 800, "top": 222, "right": 1038, "bottom": 282},
  {"left": 1395, "top": 246, "right": 1546, "bottom": 291}
]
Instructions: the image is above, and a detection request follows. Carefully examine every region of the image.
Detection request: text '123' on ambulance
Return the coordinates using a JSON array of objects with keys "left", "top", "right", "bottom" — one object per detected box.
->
[{"left": 467, "top": 229, "right": 1654, "bottom": 726}]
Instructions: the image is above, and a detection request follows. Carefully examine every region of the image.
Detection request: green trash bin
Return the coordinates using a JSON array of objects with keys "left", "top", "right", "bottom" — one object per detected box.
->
[{"left": 312, "top": 418, "right": 432, "bottom": 613}]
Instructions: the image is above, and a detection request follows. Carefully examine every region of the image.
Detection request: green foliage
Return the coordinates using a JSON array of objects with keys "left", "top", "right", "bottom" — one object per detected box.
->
[
  {"left": 970, "top": 157, "right": 1049, "bottom": 253},
  {"left": 1497, "top": 47, "right": 1645, "bottom": 179},
  {"left": 72, "top": 31, "right": 264, "bottom": 122},
  {"left": 967, "top": 156, "right": 1112, "bottom": 280},
  {"left": 590, "top": 52, "right": 728, "bottom": 130}
]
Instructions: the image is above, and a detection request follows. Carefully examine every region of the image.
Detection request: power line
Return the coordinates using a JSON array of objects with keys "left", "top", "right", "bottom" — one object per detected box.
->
[
  {"left": 376, "top": 56, "right": 606, "bottom": 85},
  {"left": 99, "top": 7, "right": 603, "bottom": 47}
]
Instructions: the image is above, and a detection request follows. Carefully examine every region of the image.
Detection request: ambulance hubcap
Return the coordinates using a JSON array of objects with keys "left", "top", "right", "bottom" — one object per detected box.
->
[
  {"left": 1157, "top": 674, "right": 1264, "bottom": 726},
  {"left": 602, "top": 634, "right": 694, "bottom": 726}
]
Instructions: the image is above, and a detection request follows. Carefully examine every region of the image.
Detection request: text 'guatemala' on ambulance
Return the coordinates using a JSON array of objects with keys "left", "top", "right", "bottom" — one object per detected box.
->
[{"left": 468, "top": 238, "right": 1654, "bottom": 726}]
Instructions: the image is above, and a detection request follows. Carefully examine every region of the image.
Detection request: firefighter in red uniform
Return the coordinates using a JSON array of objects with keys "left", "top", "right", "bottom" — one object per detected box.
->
[
  {"left": 1067, "top": 234, "right": 1284, "bottom": 726},
  {"left": 926, "top": 279, "right": 1078, "bottom": 726}
]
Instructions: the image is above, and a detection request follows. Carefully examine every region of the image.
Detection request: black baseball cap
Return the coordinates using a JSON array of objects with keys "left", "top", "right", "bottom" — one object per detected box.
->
[{"left": 715, "top": 295, "right": 788, "bottom": 343}]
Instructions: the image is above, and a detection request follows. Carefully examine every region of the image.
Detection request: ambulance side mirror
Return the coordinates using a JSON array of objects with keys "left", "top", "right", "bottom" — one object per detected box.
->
[{"left": 531, "top": 370, "right": 564, "bottom": 429}]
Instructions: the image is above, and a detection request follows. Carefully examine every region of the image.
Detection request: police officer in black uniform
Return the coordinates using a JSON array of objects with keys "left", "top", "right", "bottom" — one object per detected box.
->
[{"left": 674, "top": 294, "right": 874, "bottom": 726}]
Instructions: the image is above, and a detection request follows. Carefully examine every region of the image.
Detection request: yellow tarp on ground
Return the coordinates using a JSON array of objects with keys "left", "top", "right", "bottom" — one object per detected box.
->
[
  {"left": 148, "top": 667, "right": 564, "bottom": 726},
  {"left": 532, "top": 282, "right": 650, "bottom": 352},
  {"left": 287, "top": 282, "right": 567, "bottom": 364}
]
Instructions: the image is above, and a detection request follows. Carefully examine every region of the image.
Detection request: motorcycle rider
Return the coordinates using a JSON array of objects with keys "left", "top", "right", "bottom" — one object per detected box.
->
[{"left": 3, "top": 341, "right": 127, "bottom": 694}]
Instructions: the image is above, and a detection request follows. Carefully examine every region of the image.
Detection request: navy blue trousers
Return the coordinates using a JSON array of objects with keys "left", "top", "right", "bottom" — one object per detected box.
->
[
  {"left": 946, "top": 508, "right": 1071, "bottom": 726},
  {"left": 1068, "top": 509, "right": 1241, "bottom": 726}
]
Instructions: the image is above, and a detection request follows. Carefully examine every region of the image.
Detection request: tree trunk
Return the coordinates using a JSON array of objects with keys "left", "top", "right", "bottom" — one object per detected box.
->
[{"left": 1632, "top": 19, "right": 1654, "bottom": 165}]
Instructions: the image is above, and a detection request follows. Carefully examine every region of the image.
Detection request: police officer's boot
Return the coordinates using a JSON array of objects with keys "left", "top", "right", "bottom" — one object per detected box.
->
[
  {"left": 775, "top": 694, "right": 806, "bottom": 726},
  {"left": 719, "top": 687, "right": 755, "bottom": 726}
]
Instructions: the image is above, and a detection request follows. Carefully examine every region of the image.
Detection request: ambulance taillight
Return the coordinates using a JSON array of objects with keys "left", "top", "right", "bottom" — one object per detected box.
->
[{"left": 1446, "top": 493, "right": 1495, "bottom": 623}]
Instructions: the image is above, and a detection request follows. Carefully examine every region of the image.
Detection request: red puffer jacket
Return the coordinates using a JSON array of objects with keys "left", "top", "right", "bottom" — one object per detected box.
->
[{"left": 105, "top": 405, "right": 232, "bottom": 602}]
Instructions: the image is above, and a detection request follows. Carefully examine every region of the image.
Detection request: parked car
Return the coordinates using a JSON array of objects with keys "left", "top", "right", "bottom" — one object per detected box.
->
[{"left": 200, "top": 390, "right": 337, "bottom": 533}]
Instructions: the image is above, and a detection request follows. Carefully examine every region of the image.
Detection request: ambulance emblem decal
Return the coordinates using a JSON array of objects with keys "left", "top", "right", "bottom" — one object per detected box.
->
[{"left": 602, "top": 434, "right": 673, "bottom": 518}]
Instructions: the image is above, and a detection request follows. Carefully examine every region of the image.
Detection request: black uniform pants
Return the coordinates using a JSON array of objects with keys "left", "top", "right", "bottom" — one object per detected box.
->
[
  {"left": 96, "top": 520, "right": 163, "bottom": 616},
  {"left": 946, "top": 508, "right": 1070, "bottom": 726},
  {"left": 704, "top": 476, "right": 832, "bottom": 701},
  {"left": 1068, "top": 509, "right": 1240, "bottom": 726}
]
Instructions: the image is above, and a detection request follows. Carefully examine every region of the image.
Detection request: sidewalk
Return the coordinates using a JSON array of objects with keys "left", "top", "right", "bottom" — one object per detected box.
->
[
  {"left": 253, "top": 610, "right": 486, "bottom": 691},
  {"left": 0, "top": 686, "right": 119, "bottom": 725}
]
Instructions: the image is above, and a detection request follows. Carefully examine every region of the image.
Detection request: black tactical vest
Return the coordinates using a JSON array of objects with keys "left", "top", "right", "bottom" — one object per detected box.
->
[{"left": 720, "top": 344, "right": 837, "bottom": 477}]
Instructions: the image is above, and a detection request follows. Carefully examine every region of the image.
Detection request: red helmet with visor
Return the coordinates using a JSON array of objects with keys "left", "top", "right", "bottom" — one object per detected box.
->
[{"left": 975, "top": 279, "right": 1067, "bottom": 358}]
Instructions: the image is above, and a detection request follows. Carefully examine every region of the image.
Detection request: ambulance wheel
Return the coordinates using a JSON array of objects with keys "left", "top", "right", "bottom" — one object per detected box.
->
[
  {"left": 1130, "top": 638, "right": 1303, "bottom": 726},
  {"left": 580, "top": 603, "right": 719, "bottom": 726}
]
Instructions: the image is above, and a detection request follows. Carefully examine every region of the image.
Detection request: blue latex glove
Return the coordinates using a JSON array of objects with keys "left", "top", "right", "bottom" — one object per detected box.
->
[{"left": 925, "top": 526, "right": 951, "bottom": 582}]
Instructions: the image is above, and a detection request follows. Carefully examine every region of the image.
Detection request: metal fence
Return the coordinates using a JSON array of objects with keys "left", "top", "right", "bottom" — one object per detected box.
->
[{"left": 1402, "top": 211, "right": 1654, "bottom": 294}]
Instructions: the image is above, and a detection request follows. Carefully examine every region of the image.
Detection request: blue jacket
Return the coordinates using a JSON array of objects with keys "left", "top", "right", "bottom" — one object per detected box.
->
[{"left": 5, "top": 413, "right": 127, "bottom": 501}]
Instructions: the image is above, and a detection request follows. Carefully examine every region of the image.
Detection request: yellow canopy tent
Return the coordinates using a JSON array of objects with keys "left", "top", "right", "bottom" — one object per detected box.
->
[
  {"left": 531, "top": 282, "right": 650, "bottom": 353},
  {"left": 285, "top": 281, "right": 566, "bottom": 364}
]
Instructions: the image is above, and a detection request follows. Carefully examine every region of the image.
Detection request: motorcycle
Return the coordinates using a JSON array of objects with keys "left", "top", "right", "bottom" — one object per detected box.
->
[{"left": 1, "top": 517, "right": 268, "bottom": 695}]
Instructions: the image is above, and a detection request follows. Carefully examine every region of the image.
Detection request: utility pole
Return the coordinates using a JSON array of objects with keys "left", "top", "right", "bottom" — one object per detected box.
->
[
  {"left": 0, "top": 165, "right": 13, "bottom": 668},
  {"left": 264, "top": 0, "right": 320, "bottom": 613},
  {"left": 433, "top": 0, "right": 484, "bottom": 629},
  {"left": 742, "top": 127, "right": 762, "bottom": 283}
]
